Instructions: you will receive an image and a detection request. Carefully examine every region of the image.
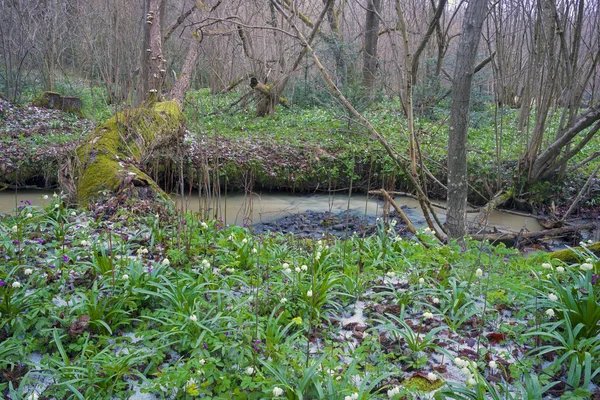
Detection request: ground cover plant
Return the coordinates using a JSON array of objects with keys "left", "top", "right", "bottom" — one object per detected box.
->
[{"left": 1, "top": 194, "right": 599, "bottom": 399}]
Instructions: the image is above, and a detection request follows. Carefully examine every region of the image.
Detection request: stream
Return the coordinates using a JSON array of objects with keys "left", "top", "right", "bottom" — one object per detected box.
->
[{"left": 1, "top": 189, "right": 542, "bottom": 234}]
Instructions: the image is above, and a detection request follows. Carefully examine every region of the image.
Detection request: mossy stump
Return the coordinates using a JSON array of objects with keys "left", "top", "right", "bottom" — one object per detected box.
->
[
  {"left": 32, "top": 91, "right": 84, "bottom": 116},
  {"left": 61, "top": 101, "right": 185, "bottom": 205}
]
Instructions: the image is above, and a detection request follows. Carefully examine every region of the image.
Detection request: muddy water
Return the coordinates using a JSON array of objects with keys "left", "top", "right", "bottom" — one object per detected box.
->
[
  {"left": 175, "top": 192, "right": 542, "bottom": 232},
  {"left": 0, "top": 190, "right": 56, "bottom": 213},
  {"left": 0, "top": 190, "right": 541, "bottom": 232}
]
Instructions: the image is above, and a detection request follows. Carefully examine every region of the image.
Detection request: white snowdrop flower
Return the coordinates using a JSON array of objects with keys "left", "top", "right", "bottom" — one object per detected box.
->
[
  {"left": 242, "top": 238, "right": 248, "bottom": 244},
  {"left": 53, "top": 193, "right": 58, "bottom": 198},
  {"left": 391, "top": 219, "right": 398, "bottom": 227},
  {"left": 245, "top": 367, "right": 254, "bottom": 375},
  {"left": 352, "top": 393, "right": 359, "bottom": 400},
  {"left": 423, "top": 311, "right": 434, "bottom": 320},
  {"left": 419, "top": 277, "right": 425, "bottom": 284},
  {"left": 11, "top": 225, "right": 18, "bottom": 232},
  {"left": 586, "top": 258, "right": 592, "bottom": 263},
  {"left": 190, "top": 314, "right": 197, "bottom": 322},
  {"left": 301, "top": 265, "right": 308, "bottom": 271},
  {"left": 363, "top": 332, "right": 369, "bottom": 338},
  {"left": 588, "top": 240, "right": 593, "bottom": 244},
  {"left": 432, "top": 297, "right": 440, "bottom": 304},
  {"left": 295, "top": 266, "right": 301, "bottom": 273},
  {"left": 466, "top": 377, "right": 476, "bottom": 385},
  {"left": 282, "top": 263, "right": 289, "bottom": 269},
  {"left": 273, "top": 387, "right": 284, "bottom": 397},
  {"left": 424, "top": 227, "right": 432, "bottom": 234},
  {"left": 162, "top": 258, "right": 170, "bottom": 265},
  {"left": 548, "top": 293, "right": 558, "bottom": 302},
  {"left": 386, "top": 271, "right": 396, "bottom": 277},
  {"left": 24, "top": 268, "right": 33, "bottom": 275},
  {"left": 394, "top": 236, "right": 403, "bottom": 242},
  {"left": 579, "top": 241, "right": 585, "bottom": 246},
  {"left": 43, "top": 195, "right": 49, "bottom": 200},
  {"left": 541, "top": 263, "right": 552, "bottom": 269},
  {"left": 252, "top": 247, "right": 257, "bottom": 254},
  {"left": 280, "top": 297, "right": 287, "bottom": 304},
  {"left": 54, "top": 204, "right": 60, "bottom": 209},
  {"left": 316, "top": 252, "right": 321, "bottom": 260},
  {"left": 475, "top": 268, "right": 483, "bottom": 277},
  {"left": 556, "top": 266, "right": 565, "bottom": 273},
  {"left": 284, "top": 268, "right": 291, "bottom": 274},
  {"left": 122, "top": 274, "right": 129, "bottom": 280},
  {"left": 26, "top": 213, "right": 32, "bottom": 218},
  {"left": 27, "top": 393, "right": 39, "bottom": 400},
  {"left": 344, "top": 396, "right": 354, "bottom": 400},
  {"left": 545, "top": 308, "right": 555, "bottom": 317},
  {"left": 387, "top": 386, "right": 400, "bottom": 398},
  {"left": 12, "top": 282, "right": 21, "bottom": 288},
  {"left": 199, "top": 359, "right": 205, "bottom": 365},
  {"left": 307, "top": 290, "right": 313, "bottom": 297},
  {"left": 226, "top": 267, "right": 235, "bottom": 273},
  {"left": 460, "top": 366, "right": 471, "bottom": 376},
  {"left": 228, "top": 235, "right": 234, "bottom": 240},
  {"left": 71, "top": 211, "right": 77, "bottom": 216},
  {"left": 580, "top": 263, "right": 593, "bottom": 271},
  {"left": 200, "top": 221, "right": 208, "bottom": 229},
  {"left": 488, "top": 360, "right": 498, "bottom": 370},
  {"left": 454, "top": 358, "right": 467, "bottom": 367},
  {"left": 80, "top": 240, "right": 88, "bottom": 246},
  {"left": 427, "top": 372, "right": 438, "bottom": 381}
]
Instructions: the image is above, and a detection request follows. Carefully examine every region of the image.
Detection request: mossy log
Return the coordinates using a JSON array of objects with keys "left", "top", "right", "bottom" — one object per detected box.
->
[
  {"left": 61, "top": 101, "right": 185, "bottom": 204},
  {"left": 471, "top": 222, "right": 595, "bottom": 247},
  {"left": 32, "top": 91, "right": 84, "bottom": 116},
  {"left": 548, "top": 242, "right": 600, "bottom": 262}
]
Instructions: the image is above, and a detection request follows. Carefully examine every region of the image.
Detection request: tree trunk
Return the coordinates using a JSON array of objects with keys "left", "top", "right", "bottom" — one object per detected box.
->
[
  {"left": 147, "top": 0, "right": 166, "bottom": 100},
  {"left": 137, "top": 0, "right": 151, "bottom": 106},
  {"left": 60, "top": 102, "right": 186, "bottom": 204},
  {"left": 446, "top": 0, "right": 488, "bottom": 239},
  {"left": 250, "top": 77, "right": 278, "bottom": 117},
  {"left": 363, "top": 0, "right": 381, "bottom": 97},
  {"left": 324, "top": 0, "right": 347, "bottom": 86},
  {"left": 169, "top": 39, "right": 201, "bottom": 107}
]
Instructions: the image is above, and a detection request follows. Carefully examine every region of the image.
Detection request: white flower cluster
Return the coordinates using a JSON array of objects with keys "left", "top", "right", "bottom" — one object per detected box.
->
[{"left": 455, "top": 357, "right": 477, "bottom": 385}]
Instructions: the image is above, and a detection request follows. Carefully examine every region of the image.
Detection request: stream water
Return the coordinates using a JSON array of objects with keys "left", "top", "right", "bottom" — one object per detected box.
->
[{"left": 0, "top": 189, "right": 542, "bottom": 233}]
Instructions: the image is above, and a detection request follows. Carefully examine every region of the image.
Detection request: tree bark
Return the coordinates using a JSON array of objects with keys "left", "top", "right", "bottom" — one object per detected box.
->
[
  {"left": 147, "top": 0, "right": 166, "bottom": 100},
  {"left": 363, "top": 0, "right": 381, "bottom": 97},
  {"left": 446, "top": 0, "right": 488, "bottom": 239},
  {"left": 169, "top": 39, "right": 201, "bottom": 107}
]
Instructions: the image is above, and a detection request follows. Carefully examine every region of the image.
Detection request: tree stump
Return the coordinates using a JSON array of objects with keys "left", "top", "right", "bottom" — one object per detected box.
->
[{"left": 32, "top": 92, "right": 84, "bottom": 116}]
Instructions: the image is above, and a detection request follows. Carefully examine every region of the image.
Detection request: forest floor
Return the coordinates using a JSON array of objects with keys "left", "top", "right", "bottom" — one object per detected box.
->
[{"left": 1, "top": 194, "right": 599, "bottom": 399}]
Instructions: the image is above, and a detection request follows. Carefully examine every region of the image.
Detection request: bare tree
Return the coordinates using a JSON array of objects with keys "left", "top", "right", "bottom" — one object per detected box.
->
[
  {"left": 363, "top": 0, "right": 381, "bottom": 97},
  {"left": 446, "top": 0, "right": 488, "bottom": 238}
]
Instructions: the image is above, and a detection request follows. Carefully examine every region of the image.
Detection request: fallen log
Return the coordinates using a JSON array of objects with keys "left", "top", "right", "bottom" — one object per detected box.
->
[
  {"left": 471, "top": 222, "right": 595, "bottom": 247},
  {"left": 548, "top": 242, "right": 600, "bottom": 262},
  {"left": 60, "top": 101, "right": 186, "bottom": 205}
]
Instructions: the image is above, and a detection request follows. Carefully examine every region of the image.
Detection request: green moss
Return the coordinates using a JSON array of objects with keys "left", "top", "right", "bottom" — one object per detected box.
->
[
  {"left": 549, "top": 242, "right": 600, "bottom": 262},
  {"left": 74, "top": 101, "right": 185, "bottom": 204},
  {"left": 401, "top": 375, "right": 444, "bottom": 392}
]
